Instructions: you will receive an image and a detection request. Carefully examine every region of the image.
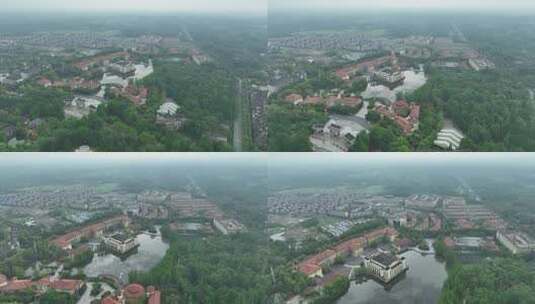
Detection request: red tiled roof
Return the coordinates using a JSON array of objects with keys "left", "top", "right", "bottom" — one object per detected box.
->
[
  {"left": 443, "top": 237, "right": 455, "bottom": 248},
  {"left": 394, "top": 116, "right": 412, "bottom": 134},
  {"left": 409, "top": 104, "right": 420, "bottom": 122},
  {"left": 51, "top": 216, "right": 128, "bottom": 249},
  {"left": 296, "top": 227, "right": 398, "bottom": 276},
  {"left": 285, "top": 94, "right": 303, "bottom": 103},
  {"left": 148, "top": 290, "right": 162, "bottom": 304},
  {"left": 50, "top": 279, "right": 81, "bottom": 292},
  {"left": 297, "top": 263, "right": 321, "bottom": 276},
  {"left": 304, "top": 96, "right": 322, "bottom": 105},
  {"left": 1, "top": 279, "right": 33, "bottom": 292},
  {"left": 392, "top": 100, "right": 409, "bottom": 110},
  {"left": 101, "top": 296, "right": 121, "bottom": 304},
  {"left": 0, "top": 274, "right": 7, "bottom": 286},
  {"left": 124, "top": 283, "right": 145, "bottom": 298}
]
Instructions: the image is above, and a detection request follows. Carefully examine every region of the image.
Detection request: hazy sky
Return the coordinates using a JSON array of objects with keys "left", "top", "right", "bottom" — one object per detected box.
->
[
  {"left": 270, "top": 0, "right": 535, "bottom": 12},
  {"left": 0, "top": 153, "right": 532, "bottom": 169},
  {"left": 1, "top": 0, "right": 267, "bottom": 15}
]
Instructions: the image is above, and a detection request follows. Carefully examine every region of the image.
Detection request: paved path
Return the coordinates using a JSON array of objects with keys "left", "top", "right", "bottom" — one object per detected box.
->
[
  {"left": 233, "top": 78, "right": 244, "bottom": 151},
  {"left": 77, "top": 282, "right": 114, "bottom": 304}
]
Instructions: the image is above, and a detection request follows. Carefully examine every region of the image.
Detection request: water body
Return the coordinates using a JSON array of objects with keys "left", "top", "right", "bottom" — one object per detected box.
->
[
  {"left": 338, "top": 250, "right": 447, "bottom": 304},
  {"left": 361, "top": 66, "right": 427, "bottom": 103},
  {"left": 83, "top": 228, "right": 169, "bottom": 283}
]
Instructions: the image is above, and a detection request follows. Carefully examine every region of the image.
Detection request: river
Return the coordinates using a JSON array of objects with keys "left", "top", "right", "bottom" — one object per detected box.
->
[
  {"left": 337, "top": 248, "right": 447, "bottom": 304},
  {"left": 83, "top": 227, "right": 169, "bottom": 283}
]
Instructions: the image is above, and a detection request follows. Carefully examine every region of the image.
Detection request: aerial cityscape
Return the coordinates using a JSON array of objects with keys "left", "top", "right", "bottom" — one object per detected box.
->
[
  {"left": 0, "top": 0, "right": 534, "bottom": 151},
  {"left": 0, "top": 153, "right": 534, "bottom": 303},
  {"left": 1, "top": 0, "right": 535, "bottom": 303}
]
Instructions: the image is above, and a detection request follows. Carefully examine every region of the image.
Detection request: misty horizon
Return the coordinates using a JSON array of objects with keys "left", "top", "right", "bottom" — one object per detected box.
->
[{"left": 0, "top": 0, "right": 267, "bottom": 16}]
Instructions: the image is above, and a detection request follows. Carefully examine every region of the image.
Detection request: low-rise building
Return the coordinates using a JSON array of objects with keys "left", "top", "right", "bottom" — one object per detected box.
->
[
  {"left": 364, "top": 252, "right": 408, "bottom": 283},
  {"left": 213, "top": 217, "right": 246, "bottom": 235},
  {"left": 101, "top": 283, "right": 161, "bottom": 304},
  {"left": 104, "top": 233, "right": 138, "bottom": 255},
  {"left": 310, "top": 115, "right": 370, "bottom": 152},
  {"left": 156, "top": 101, "right": 183, "bottom": 130},
  {"left": 497, "top": 230, "right": 535, "bottom": 254},
  {"left": 0, "top": 276, "right": 84, "bottom": 296},
  {"left": 284, "top": 94, "right": 304, "bottom": 105}
]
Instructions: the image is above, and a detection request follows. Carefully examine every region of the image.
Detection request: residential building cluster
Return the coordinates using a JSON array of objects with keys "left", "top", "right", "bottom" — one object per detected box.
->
[
  {"left": 0, "top": 275, "right": 84, "bottom": 296},
  {"left": 284, "top": 92, "right": 363, "bottom": 109},
  {"left": 496, "top": 230, "right": 535, "bottom": 254},
  {"left": 50, "top": 215, "right": 130, "bottom": 250},
  {"left": 375, "top": 100, "right": 420, "bottom": 135},
  {"left": 0, "top": 185, "right": 99, "bottom": 208},
  {"left": 101, "top": 283, "right": 161, "bottom": 304},
  {"left": 404, "top": 194, "right": 441, "bottom": 210},
  {"left": 321, "top": 220, "right": 355, "bottom": 237},
  {"left": 441, "top": 197, "right": 507, "bottom": 230},
  {"left": 296, "top": 227, "right": 398, "bottom": 278}
]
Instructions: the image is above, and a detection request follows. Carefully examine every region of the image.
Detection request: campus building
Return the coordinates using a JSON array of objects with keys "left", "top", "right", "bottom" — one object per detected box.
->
[
  {"left": 497, "top": 230, "right": 535, "bottom": 254},
  {"left": 364, "top": 252, "right": 408, "bottom": 283},
  {"left": 104, "top": 233, "right": 138, "bottom": 254}
]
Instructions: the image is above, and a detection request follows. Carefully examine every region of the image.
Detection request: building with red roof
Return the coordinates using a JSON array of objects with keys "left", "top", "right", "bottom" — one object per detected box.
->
[
  {"left": 124, "top": 283, "right": 145, "bottom": 302},
  {"left": 0, "top": 274, "right": 7, "bottom": 288},
  {"left": 304, "top": 96, "right": 323, "bottom": 105},
  {"left": 51, "top": 215, "right": 129, "bottom": 250},
  {"left": 297, "top": 263, "right": 323, "bottom": 278},
  {"left": 0, "top": 276, "right": 83, "bottom": 295},
  {"left": 285, "top": 94, "right": 304, "bottom": 105},
  {"left": 0, "top": 279, "right": 33, "bottom": 293},
  {"left": 37, "top": 77, "right": 52, "bottom": 87},
  {"left": 296, "top": 227, "right": 398, "bottom": 278},
  {"left": 147, "top": 286, "right": 161, "bottom": 304},
  {"left": 101, "top": 297, "right": 122, "bottom": 304},
  {"left": 443, "top": 237, "right": 456, "bottom": 248},
  {"left": 392, "top": 100, "right": 409, "bottom": 115}
]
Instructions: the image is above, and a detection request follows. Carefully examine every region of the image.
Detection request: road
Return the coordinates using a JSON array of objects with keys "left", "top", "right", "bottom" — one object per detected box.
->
[{"left": 233, "top": 78, "right": 244, "bottom": 152}]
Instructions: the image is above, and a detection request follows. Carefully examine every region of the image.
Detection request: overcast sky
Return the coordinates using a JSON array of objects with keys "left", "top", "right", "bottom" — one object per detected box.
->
[
  {"left": 0, "top": 153, "right": 532, "bottom": 169},
  {"left": 270, "top": 0, "right": 535, "bottom": 12},
  {"left": 0, "top": 0, "right": 266, "bottom": 15}
]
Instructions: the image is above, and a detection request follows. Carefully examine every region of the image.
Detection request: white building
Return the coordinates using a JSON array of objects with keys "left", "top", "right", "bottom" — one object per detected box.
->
[
  {"left": 434, "top": 124, "right": 465, "bottom": 151},
  {"left": 157, "top": 102, "right": 180, "bottom": 116},
  {"left": 364, "top": 252, "right": 408, "bottom": 283},
  {"left": 101, "top": 73, "right": 128, "bottom": 88},
  {"left": 310, "top": 115, "right": 370, "bottom": 152},
  {"left": 213, "top": 218, "right": 246, "bottom": 235},
  {"left": 75, "top": 145, "right": 92, "bottom": 152},
  {"left": 496, "top": 230, "right": 535, "bottom": 255},
  {"left": 103, "top": 234, "right": 138, "bottom": 255},
  {"left": 133, "top": 60, "right": 154, "bottom": 80}
]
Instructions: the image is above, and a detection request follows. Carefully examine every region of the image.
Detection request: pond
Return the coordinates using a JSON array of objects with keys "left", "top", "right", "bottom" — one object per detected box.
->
[
  {"left": 361, "top": 65, "right": 427, "bottom": 103},
  {"left": 337, "top": 248, "right": 447, "bottom": 304},
  {"left": 83, "top": 227, "right": 169, "bottom": 283}
]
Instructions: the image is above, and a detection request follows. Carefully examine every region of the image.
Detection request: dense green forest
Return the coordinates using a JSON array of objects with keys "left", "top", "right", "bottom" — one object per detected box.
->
[
  {"left": 129, "top": 232, "right": 272, "bottom": 304},
  {"left": 439, "top": 258, "right": 535, "bottom": 304},
  {"left": 268, "top": 103, "right": 327, "bottom": 151},
  {"left": 0, "top": 61, "right": 236, "bottom": 152},
  {"left": 412, "top": 69, "right": 535, "bottom": 151}
]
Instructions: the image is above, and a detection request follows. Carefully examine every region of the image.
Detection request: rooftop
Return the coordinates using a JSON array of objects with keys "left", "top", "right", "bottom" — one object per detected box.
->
[{"left": 370, "top": 252, "right": 400, "bottom": 268}]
